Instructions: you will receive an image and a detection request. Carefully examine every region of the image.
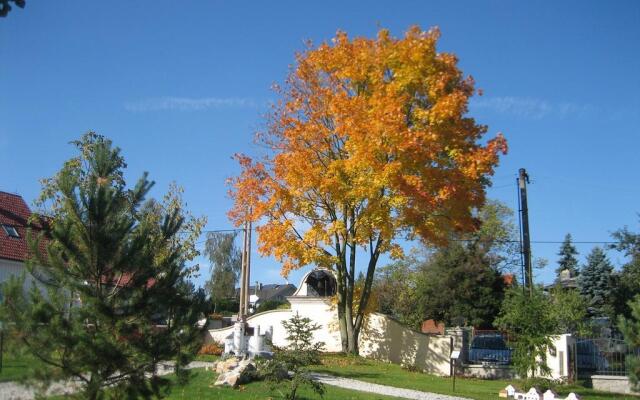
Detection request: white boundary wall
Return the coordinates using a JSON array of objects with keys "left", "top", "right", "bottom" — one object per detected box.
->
[
  {"left": 206, "top": 298, "right": 453, "bottom": 376},
  {"left": 360, "top": 313, "right": 452, "bottom": 376}
]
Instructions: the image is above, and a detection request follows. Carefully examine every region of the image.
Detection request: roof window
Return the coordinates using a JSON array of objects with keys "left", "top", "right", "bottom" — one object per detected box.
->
[{"left": 2, "top": 224, "right": 20, "bottom": 238}]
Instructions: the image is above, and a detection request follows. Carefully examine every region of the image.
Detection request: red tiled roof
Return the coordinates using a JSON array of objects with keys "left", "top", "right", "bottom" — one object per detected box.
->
[
  {"left": 102, "top": 273, "right": 156, "bottom": 289},
  {"left": 421, "top": 319, "right": 445, "bottom": 334},
  {"left": 0, "top": 191, "right": 48, "bottom": 262},
  {"left": 503, "top": 273, "right": 515, "bottom": 286}
]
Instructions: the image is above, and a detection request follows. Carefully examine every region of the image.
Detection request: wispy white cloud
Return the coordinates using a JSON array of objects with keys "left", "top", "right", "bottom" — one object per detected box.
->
[
  {"left": 124, "top": 96, "right": 257, "bottom": 112},
  {"left": 470, "top": 96, "right": 595, "bottom": 120}
]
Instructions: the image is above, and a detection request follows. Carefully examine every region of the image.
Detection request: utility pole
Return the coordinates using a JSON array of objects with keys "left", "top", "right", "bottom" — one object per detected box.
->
[
  {"left": 244, "top": 219, "right": 252, "bottom": 317},
  {"left": 238, "top": 221, "right": 248, "bottom": 321},
  {"left": 518, "top": 168, "right": 533, "bottom": 296},
  {"left": 233, "top": 216, "right": 253, "bottom": 356}
]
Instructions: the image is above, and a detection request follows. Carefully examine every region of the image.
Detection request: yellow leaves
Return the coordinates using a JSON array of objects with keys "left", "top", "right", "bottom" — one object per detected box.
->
[
  {"left": 389, "top": 244, "right": 405, "bottom": 260},
  {"left": 227, "top": 25, "right": 507, "bottom": 277}
]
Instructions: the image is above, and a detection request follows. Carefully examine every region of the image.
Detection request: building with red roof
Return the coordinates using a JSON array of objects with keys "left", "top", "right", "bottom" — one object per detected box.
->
[
  {"left": 0, "top": 191, "right": 155, "bottom": 297},
  {"left": 0, "top": 191, "right": 48, "bottom": 295}
]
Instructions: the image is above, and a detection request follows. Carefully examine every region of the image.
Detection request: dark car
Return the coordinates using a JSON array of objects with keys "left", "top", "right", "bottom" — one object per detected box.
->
[{"left": 468, "top": 334, "right": 512, "bottom": 365}]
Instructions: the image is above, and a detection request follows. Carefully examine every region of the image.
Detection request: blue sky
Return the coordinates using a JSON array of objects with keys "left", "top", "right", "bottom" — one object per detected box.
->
[{"left": 1, "top": 1, "right": 639, "bottom": 289}]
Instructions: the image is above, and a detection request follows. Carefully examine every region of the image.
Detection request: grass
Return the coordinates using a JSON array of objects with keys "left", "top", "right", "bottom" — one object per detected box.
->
[
  {"left": 194, "top": 354, "right": 221, "bottom": 362},
  {"left": 164, "top": 368, "right": 400, "bottom": 400},
  {"left": 309, "top": 354, "right": 636, "bottom": 400},
  {"left": 0, "top": 352, "right": 218, "bottom": 383},
  {"left": 6, "top": 351, "right": 638, "bottom": 399},
  {"left": 0, "top": 351, "right": 42, "bottom": 382}
]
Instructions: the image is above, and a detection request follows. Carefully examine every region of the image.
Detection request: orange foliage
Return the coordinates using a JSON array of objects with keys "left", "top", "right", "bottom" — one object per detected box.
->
[
  {"left": 228, "top": 26, "right": 507, "bottom": 278},
  {"left": 198, "top": 342, "right": 223, "bottom": 356}
]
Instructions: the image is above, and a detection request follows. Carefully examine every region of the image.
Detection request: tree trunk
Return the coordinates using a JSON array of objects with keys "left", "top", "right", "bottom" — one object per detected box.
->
[
  {"left": 344, "top": 299, "right": 356, "bottom": 354},
  {"left": 348, "top": 326, "right": 360, "bottom": 354},
  {"left": 337, "top": 297, "right": 348, "bottom": 352},
  {"left": 336, "top": 267, "right": 349, "bottom": 352},
  {"left": 335, "top": 237, "right": 382, "bottom": 356},
  {"left": 86, "top": 375, "right": 101, "bottom": 400}
]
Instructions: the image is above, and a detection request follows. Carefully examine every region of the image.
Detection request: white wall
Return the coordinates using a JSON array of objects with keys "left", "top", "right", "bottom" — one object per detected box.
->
[
  {"left": 206, "top": 298, "right": 343, "bottom": 351},
  {"left": 0, "top": 259, "right": 39, "bottom": 296},
  {"left": 206, "top": 309, "right": 293, "bottom": 347},
  {"left": 290, "top": 297, "right": 343, "bottom": 351},
  {"left": 545, "top": 334, "right": 574, "bottom": 381},
  {"left": 0, "top": 259, "right": 25, "bottom": 283},
  {"left": 206, "top": 300, "right": 453, "bottom": 376},
  {"left": 360, "top": 313, "right": 453, "bottom": 376}
]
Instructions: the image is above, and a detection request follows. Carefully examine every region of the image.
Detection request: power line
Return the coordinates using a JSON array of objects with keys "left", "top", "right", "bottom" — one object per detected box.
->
[{"left": 192, "top": 236, "right": 618, "bottom": 246}]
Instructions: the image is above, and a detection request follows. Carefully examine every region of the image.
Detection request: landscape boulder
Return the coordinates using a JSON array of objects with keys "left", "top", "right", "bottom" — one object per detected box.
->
[{"left": 213, "top": 357, "right": 258, "bottom": 388}]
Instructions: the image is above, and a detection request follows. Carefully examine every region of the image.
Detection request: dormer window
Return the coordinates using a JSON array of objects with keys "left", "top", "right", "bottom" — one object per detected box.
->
[{"left": 2, "top": 224, "right": 19, "bottom": 238}]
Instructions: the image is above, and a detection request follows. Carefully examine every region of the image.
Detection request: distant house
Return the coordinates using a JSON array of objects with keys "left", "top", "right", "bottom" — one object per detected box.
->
[
  {"left": 421, "top": 319, "right": 445, "bottom": 334},
  {"left": 237, "top": 282, "right": 297, "bottom": 311},
  {"left": 0, "top": 191, "right": 48, "bottom": 298},
  {"left": 545, "top": 268, "right": 578, "bottom": 291}
]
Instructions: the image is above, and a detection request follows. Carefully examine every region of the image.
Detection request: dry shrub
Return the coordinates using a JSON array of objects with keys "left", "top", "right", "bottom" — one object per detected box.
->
[{"left": 198, "top": 341, "right": 223, "bottom": 356}]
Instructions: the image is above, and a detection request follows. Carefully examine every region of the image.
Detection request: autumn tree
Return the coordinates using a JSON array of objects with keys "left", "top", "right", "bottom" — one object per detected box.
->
[
  {"left": 228, "top": 26, "right": 507, "bottom": 354},
  {"left": 0, "top": 0, "right": 25, "bottom": 17},
  {"left": 376, "top": 201, "right": 516, "bottom": 330}
]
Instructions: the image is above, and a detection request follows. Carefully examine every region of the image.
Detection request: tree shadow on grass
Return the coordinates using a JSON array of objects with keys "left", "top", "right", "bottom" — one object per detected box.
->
[{"left": 310, "top": 367, "right": 382, "bottom": 380}]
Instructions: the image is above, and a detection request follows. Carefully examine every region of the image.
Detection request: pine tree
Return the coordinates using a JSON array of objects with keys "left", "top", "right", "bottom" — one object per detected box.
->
[
  {"left": 556, "top": 233, "right": 579, "bottom": 278},
  {"left": 579, "top": 247, "right": 614, "bottom": 318},
  {"left": 610, "top": 224, "right": 640, "bottom": 318},
  {"left": 262, "top": 313, "right": 325, "bottom": 400},
  {"left": 619, "top": 298, "right": 640, "bottom": 390},
  {"left": 0, "top": 133, "right": 207, "bottom": 399}
]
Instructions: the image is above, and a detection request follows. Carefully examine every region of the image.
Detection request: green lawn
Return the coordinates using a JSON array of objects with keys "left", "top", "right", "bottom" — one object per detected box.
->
[
  {"left": 309, "top": 354, "right": 635, "bottom": 400},
  {"left": 194, "top": 354, "right": 221, "bottom": 362},
  {"left": 6, "top": 352, "right": 637, "bottom": 399},
  {"left": 165, "top": 368, "right": 400, "bottom": 400},
  {"left": 0, "top": 352, "right": 41, "bottom": 382},
  {"left": 0, "top": 352, "right": 217, "bottom": 383}
]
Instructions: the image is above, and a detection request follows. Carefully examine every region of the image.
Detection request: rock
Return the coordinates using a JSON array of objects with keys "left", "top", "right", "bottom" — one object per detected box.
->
[
  {"left": 215, "top": 371, "right": 240, "bottom": 387},
  {"left": 216, "top": 358, "right": 239, "bottom": 374},
  {"left": 214, "top": 357, "right": 258, "bottom": 388}
]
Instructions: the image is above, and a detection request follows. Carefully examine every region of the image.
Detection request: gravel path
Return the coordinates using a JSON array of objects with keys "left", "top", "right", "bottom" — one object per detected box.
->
[
  {"left": 0, "top": 361, "right": 216, "bottom": 400},
  {"left": 310, "top": 373, "right": 471, "bottom": 400}
]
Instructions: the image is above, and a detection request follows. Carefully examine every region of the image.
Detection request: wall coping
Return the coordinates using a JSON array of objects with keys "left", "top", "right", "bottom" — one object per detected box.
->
[
  {"left": 370, "top": 313, "right": 451, "bottom": 339},
  {"left": 590, "top": 375, "right": 630, "bottom": 381},
  {"left": 208, "top": 308, "right": 292, "bottom": 333},
  {"left": 460, "top": 364, "right": 513, "bottom": 370},
  {"left": 286, "top": 296, "right": 332, "bottom": 303}
]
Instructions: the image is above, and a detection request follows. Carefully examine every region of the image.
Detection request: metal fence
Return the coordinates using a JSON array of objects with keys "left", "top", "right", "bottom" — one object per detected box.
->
[{"left": 574, "top": 335, "right": 639, "bottom": 376}]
